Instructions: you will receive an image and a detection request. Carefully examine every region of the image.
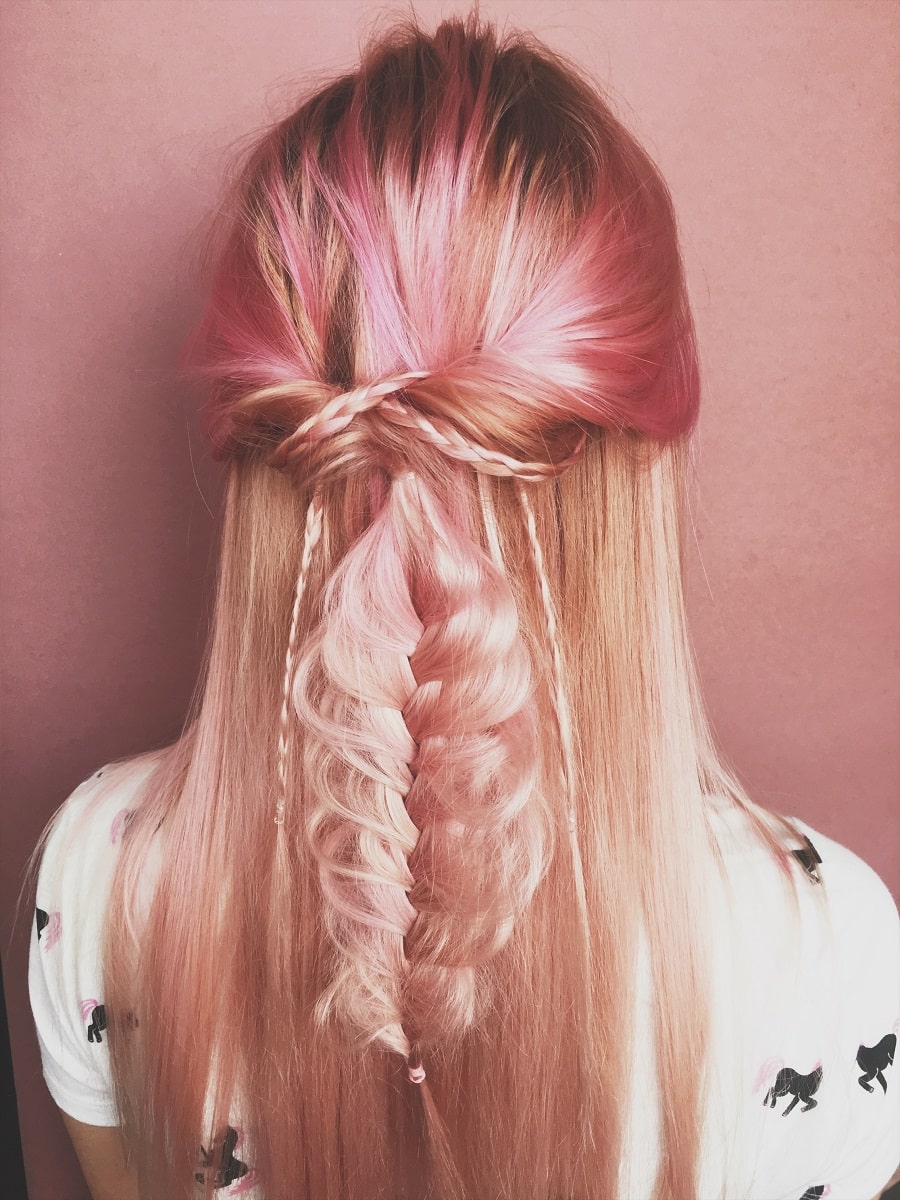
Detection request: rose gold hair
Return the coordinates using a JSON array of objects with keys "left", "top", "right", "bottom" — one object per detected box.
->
[{"left": 95, "top": 16, "right": 801, "bottom": 1199}]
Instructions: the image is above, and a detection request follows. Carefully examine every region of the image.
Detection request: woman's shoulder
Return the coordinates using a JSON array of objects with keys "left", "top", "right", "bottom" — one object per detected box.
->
[
  {"left": 29, "top": 753, "right": 162, "bottom": 1126},
  {"left": 787, "top": 817, "right": 899, "bottom": 1066},
  {"left": 790, "top": 816, "right": 898, "bottom": 938},
  {"left": 706, "top": 794, "right": 898, "bottom": 1031},
  {"left": 32, "top": 750, "right": 165, "bottom": 974},
  {"left": 35, "top": 754, "right": 161, "bottom": 901},
  {"left": 702, "top": 795, "right": 900, "bottom": 1200},
  {"left": 707, "top": 793, "right": 898, "bottom": 942}
]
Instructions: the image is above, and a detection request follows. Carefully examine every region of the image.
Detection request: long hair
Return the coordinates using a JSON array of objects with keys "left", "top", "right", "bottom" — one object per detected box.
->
[{"left": 99, "top": 17, "right": 799, "bottom": 1199}]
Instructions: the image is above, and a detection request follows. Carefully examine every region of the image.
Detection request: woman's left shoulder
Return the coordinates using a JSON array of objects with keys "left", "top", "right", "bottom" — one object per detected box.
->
[
  {"left": 786, "top": 818, "right": 899, "bottom": 1199},
  {"left": 701, "top": 803, "right": 900, "bottom": 1199},
  {"left": 792, "top": 818, "right": 899, "bottom": 973}
]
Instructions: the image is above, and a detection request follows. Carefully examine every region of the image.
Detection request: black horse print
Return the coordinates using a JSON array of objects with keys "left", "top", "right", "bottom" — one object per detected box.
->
[
  {"left": 194, "top": 1126, "right": 249, "bottom": 1189},
  {"left": 857, "top": 1032, "right": 896, "bottom": 1093},
  {"left": 763, "top": 1063, "right": 823, "bottom": 1115},
  {"left": 790, "top": 835, "right": 823, "bottom": 884},
  {"left": 85, "top": 1003, "right": 108, "bottom": 1044},
  {"left": 35, "top": 906, "right": 61, "bottom": 950}
]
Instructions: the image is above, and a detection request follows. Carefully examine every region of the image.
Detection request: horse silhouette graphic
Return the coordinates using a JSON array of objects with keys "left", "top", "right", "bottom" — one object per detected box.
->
[
  {"left": 762, "top": 1062, "right": 823, "bottom": 1115},
  {"left": 790, "top": 835, "right": 823, "bottom": 884},
  {"left": 195, "top": 1125, "right": 250, "bottom": 1190},
  {"left": 35, "top": 907, "right": 61, "bottom": 950},
  {"left": 857, "top": 1032, "right": 896, "bottom": 1094},
  {"left": 81, "top": 1000, "right": 108, "bottom": 1044}
]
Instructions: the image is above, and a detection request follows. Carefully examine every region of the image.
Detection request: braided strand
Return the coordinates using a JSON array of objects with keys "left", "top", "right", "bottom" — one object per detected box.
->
[
  {"left": 477, "top": 473, "right": 505, "bottom": 568},
  {"left": 275, "top": 492, "right": 325, "bottom": 824},
  {"left": 514, "top": 481, "right": 578, "bottom": 823},
  {"left": 379, "top": 398, "right": 586, "bottom": 480},
  {"left": 268, "top": 373, "right": 428, "bottom": 467},
  {"left": 515, "top": 478, "right": 598, "bottom": 1144},
  {"left": 291, "top": 469, "right": 547, "bottom": 1081},
  {"left": 263, "top": 370, "right": 586, "bottom": 483}
]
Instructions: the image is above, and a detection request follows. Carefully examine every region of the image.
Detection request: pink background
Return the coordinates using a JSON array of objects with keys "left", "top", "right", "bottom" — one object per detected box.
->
[{"left": 2, "top": 2, "right": 897, "bottom": 1195}]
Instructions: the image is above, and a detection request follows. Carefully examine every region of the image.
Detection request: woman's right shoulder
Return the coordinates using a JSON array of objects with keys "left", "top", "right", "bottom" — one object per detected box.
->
[
  {"left": 35, "top": 753, "right": 163, "bottom": 902},
  {"left": 30, "top": 752, "right": 167, "bottom": 1126}
]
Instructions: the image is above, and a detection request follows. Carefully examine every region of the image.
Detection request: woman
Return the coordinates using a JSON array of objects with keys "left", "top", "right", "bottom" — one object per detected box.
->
[{"left": 29, "top": 15, "right": 899, "bottom": 1200}]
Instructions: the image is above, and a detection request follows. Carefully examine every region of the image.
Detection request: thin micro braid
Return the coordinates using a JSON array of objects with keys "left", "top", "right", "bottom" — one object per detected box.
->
[
  {"left": 264, "top": 371, "right": 587, "bottom": 481},
  {"left": 515, "top": 479, "right": 598, "bottom": 1128},
  {"left": 477, "top": 473, "right": 505, "bottom": 568},
  {"left": 380, "top": 399, "right": 587, "bottom": 481},
  {"left": 514, "top": 482, "right": 580, "bottom": 826},
  {"left": 275, "top": 491, "right": 325, "bottom": 824}
]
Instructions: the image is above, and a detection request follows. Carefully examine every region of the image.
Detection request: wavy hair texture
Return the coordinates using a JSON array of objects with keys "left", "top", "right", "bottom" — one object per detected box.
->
[{"left": 95, "top": 15, "right": 803, "bottom": 1200}]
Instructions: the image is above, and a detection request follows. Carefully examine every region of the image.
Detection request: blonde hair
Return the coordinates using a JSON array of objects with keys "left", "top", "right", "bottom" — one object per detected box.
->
[{"left": 98, "top": 16, "right": 800, "bottom": 1199}]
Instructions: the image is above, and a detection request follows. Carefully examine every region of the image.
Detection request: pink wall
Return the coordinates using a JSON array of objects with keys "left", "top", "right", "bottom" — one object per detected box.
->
[{"left": 2, "top": 2, "right": 897, "bottom": 1195}]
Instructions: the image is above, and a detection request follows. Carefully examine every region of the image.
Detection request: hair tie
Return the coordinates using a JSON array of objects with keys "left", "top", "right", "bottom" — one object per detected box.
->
[{"left": 407, "top": 1055, "right": 426, "bottom": 1085}]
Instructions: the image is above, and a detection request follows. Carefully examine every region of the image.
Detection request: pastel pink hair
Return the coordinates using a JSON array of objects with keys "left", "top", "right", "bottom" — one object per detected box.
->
[{"left": 95, "top": 15, "right": 802, "bottom": 1199}]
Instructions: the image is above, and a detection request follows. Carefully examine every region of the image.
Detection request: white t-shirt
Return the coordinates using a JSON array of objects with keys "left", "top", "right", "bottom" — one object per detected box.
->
[{"left": 29, "top": 760, "right": 900, "bottom": 1200}]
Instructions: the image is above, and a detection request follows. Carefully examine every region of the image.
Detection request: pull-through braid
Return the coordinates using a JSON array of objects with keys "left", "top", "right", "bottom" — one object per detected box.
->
[
  {"left": 271, "top": 369, "right": 586, "bottom": 828},
  {"left": 290, "top": 469, "right": 549, "bottom": 1082},
  {"left": 270, "top": 372, "right": 578, "bottom": 1083}
]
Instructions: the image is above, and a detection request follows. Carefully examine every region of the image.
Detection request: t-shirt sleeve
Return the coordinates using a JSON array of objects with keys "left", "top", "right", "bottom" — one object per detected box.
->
[
  {"left": 28, "top": 766, "right": 143, "bottom": 1126},
  {"left": 703, "top": 800, "right": 900, "bottom": 1200},
  {"left": 796, "top": 822, "right": 900, "bottom": 1200}
]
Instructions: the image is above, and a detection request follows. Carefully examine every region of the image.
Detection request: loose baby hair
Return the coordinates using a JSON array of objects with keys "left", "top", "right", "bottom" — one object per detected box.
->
[{"left": 99, "top": 14, "right": 801, "bottom": 1199}]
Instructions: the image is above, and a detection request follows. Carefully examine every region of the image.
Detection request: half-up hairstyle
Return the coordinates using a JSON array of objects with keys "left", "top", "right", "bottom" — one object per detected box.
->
[{"left": 99, "top": 15, "right": 802, "bottom": 1199}]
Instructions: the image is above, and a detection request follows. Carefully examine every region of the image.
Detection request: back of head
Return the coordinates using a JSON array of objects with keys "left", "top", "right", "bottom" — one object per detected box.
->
[
  {"left": 197, "top": 14, "right": 697, "bottom": 464},
  {"left": 101, "top": 16, "right": 782, "bottom": 1200}
]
